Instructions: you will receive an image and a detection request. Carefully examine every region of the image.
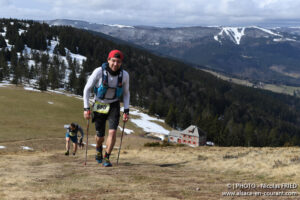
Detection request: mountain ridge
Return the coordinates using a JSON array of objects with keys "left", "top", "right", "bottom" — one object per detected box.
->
[{"left": 46, "top": 19, "right": 300, "bottom": 86}]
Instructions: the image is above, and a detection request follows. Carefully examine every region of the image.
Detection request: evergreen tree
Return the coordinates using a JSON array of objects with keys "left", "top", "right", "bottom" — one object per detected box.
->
[
  {"left": 75, "top": 69, "right": 86, "bottom": 95},
  {"left": 268, "top": 127, "right": 280, "bottom": 146},
  {"left": 0, "top": 67, "right": 2, "bottom": 81},
  {"left": 0, "top": 35, "right": 7, "bottom": 48},
  {"left": 5, "top": 24, "right": 19, "bottom": 45},
  {"left": 59, "top": 60, "right": 67, "bottom": 85},
  {"left": 165, "top": 104, "right": 178, "bottom": 128},
  {"left": 14, "top": 36, "right": 25, "bottom": 52},
  {"left": 12, "top": 63, "right": 21, "bottom": 85},
  {"left": 178, "top": 110, "right": 192, "bottom": 129},
  {"left": 24, "top": 23, "right": 47, "bottom": 50},
  {"left": 148, "top": 102, "right": 156, "bottom": 115},
  {"left": 68, "top": 66, "right": 77, "bottom": 91},
  {"left": 10, "top": 48, "right": 19, "bottom": 84},
  {"left": 38, "top": 75, "right": 48, "bottom": 91},
  {"left": 244, "top": 122, "right": 255, "bottom": 146},
  {"left": 0, "top": 52, "right": 8, "bottom": 79},
  {"left": 48, "top": 64, "right": 59, "bottom": 89},
  {"left": 54, "top": 44, "right": 66, "bottom": 56}
]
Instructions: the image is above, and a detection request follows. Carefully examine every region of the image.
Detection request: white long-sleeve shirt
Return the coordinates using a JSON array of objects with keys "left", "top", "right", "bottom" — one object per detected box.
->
[{"left": 83, "top": 65, "right": 130, "bottom": 110}]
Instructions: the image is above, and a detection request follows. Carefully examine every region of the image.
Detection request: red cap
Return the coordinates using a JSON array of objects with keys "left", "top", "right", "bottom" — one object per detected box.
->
[{"left": 108, "top": 50, "right": 124, "bottom": 61}]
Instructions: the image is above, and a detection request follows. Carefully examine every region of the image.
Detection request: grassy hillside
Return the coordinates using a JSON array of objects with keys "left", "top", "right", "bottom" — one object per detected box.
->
[
  {"left": 1, "top": 86, "right": 300, "bottom": 199},
  {"left": 0, "top": 85, "right": 87, "bottom": 142},
  {"left": 0, "top": 85, "right": 168, "bottom": 144}
]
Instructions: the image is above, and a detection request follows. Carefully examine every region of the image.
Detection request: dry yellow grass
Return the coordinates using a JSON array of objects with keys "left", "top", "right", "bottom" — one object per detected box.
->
[{"left": 1, "top": 138, "right": 300, "bottom": 200}]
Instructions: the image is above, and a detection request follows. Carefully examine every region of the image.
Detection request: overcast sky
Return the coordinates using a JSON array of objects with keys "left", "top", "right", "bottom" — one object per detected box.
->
[{"left": 0, "top": 0, "right": 300, "bottom": 27}]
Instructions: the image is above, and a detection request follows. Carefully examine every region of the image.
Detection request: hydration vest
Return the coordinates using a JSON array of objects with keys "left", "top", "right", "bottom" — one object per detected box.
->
[
  {"left": 94, "top": 63, "right": 123, "bottom": 100},
  {"left": 68, "top": 123, "right": 78, "bottom": 137}
]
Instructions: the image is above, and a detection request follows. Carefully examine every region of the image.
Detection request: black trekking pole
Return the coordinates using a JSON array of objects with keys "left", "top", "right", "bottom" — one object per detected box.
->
[
  {"left": 84, "top": 118, "right": 90, "bottom": 166},
  {"left": 117, "top": 121, "right": 126, "bottom": 165}
]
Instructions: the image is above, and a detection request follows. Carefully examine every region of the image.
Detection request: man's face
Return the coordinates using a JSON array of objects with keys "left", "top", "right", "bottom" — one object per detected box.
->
[
  {"left": 70, "top": 126, "right": 75, "bottom": 131},
  {"left": 108, "top": 57, "right": 122, "bottom": 72}
]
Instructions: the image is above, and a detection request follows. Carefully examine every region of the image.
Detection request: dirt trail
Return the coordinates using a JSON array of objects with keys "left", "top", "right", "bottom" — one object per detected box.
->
[
  {"left": 1, "top": 146, "right": 300, "bottom": 200},
  {"left": 0, "top": 148, "right": 213, "bottom": 200}
]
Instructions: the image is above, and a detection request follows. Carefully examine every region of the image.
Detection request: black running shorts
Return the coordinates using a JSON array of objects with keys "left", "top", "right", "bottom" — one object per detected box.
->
[{"left": 93, "top": 101, "right": 120, "bottom": 137}]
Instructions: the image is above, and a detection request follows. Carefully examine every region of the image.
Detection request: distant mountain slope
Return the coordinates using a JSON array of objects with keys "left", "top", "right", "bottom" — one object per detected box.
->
[
  {"left": 1, "top": 18, "right": 300, "bottom": 147},
  {"left": 46, "top": 19, "right": 300, "bottom": 85}
]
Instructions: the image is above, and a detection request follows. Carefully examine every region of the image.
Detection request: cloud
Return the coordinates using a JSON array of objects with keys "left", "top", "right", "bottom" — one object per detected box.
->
[
  {"left": 0, "top": 0, "right": 300, "bottom": 27},
  {"left": 0, "top": 0, "right": 12, "bottom": 6}
]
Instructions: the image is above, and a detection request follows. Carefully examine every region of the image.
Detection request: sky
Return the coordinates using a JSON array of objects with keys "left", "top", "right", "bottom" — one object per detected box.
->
[{"left": 1, "top": 0, "right": 300, "bottom": 27}]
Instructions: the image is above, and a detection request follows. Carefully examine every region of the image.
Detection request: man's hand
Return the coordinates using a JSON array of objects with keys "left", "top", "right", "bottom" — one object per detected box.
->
[
  {"left": 123, "top": 113, "right": 129, "bottom": 122},
  {"left": 78, "top": 138, "right": 84, "bottom": 149},
  {"left": 84, "top": 110, "right": 91, "bottom": 119}
]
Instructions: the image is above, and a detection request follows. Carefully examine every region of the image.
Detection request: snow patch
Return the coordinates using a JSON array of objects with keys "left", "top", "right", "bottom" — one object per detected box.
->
[
  {"left": 206, "top": 141, "right": 215, "bottom": 146},
  {"left": 118, "top": 126, "right": 134, "bottom": 135},
  {"left": 148, "top": 133, "right": 166, "bottom": 140},
  {"left": 24, "top": 87, "right": 41, "bottom": 92},
  {"left": 0, "top": 146, "right": 6, "bottom": 149},
  {"left": 5, "top": 39, "right": 12, "bottom": 50},
  {"left": 0, "top": 82, "right": 11, "bottom": 87},
  {"left": 127, "top": 107, "right": 169, "bottom": 135},
  {"left": 215, "top": 26, "right": 286, "bottom": 45},
  {"left": 48, "top": 101, "right": 54, "bottom": 104},
  {"left": 251, "top": 26, "right": 282, "bottom": 37},
  {"left": 149, "top": 42, "right": 160, "bottom": 46},
  {"left": 18, "top": 29, "right": 25, "bottom": 35},
  {"left": 28, "top": 60, "right": 36, "bottom": 67},
  {"left": 213, "top": 35, "right": 219, "bottom": 42},
  {"left": 21, "top": 146, "right": 33, "bottom": 150},
  {"left": 90, "top": 144, "right": 107, "bottom": 148},
  {"left": 274, "top": 38, "right": 296, "bottom": 42},
  {"left": 107, "top": 24, "right": 134, "bottom": 28},
  {"left": 68, "top": 51, "right": 87, "bottom": 65},
  {"left": 215, "top": 27, "right": 245, "bottom": 45}
]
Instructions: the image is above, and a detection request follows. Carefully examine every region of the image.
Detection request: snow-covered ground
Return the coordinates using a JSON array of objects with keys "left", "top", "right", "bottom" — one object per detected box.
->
[
  {"left": 127, "top": 107, "right": 169, "bottom": 135},
  {"left": 24, "top": 86, "right": 41, "bottom": 92},
  {"left": 215, "top": 27, "right": 245, "bottom": 45},
  {"left": 0, "top": 82, "right": 11, "bottom": 87}
]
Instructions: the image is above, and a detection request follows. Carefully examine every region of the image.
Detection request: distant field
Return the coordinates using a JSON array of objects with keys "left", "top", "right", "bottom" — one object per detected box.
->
[
  {"left": 1, "top": 85, "right": 300, "bottom": 200},
  {"left": 202, "top": 69, "right": 300, "bottom": 97}
]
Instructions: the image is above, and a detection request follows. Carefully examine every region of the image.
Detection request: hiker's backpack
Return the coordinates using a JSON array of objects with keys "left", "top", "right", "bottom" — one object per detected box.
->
[{"left": 94, "top": 63, "right": 123, "bottom": 100}]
